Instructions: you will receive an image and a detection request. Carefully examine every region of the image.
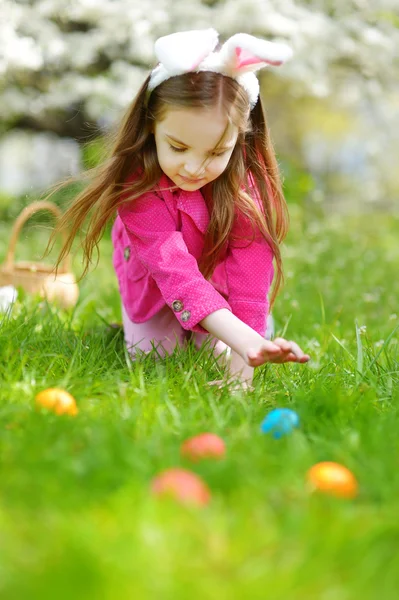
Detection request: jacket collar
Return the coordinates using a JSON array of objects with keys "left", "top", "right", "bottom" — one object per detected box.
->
[{"left": 157, "top": 174, "right": 209, "bottom": 234}]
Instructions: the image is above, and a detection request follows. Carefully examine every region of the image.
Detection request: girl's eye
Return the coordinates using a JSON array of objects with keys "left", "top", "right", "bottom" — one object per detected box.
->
[{"left": 169, "top": 144, "right": 227, "bottom": 157}]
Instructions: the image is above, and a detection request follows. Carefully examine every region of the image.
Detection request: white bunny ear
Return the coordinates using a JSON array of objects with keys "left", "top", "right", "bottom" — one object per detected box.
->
[
  {"left": 154, "top": 29, "right": 219, "bottom": 73},
  {"left": 218, "top": 33, "right": 293, "bottom": 75}
]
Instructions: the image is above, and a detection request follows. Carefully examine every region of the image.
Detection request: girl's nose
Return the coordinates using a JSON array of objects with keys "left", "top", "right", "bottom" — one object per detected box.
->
[{"left": 184, "top": 160, "right": 205, "bottom": 177}]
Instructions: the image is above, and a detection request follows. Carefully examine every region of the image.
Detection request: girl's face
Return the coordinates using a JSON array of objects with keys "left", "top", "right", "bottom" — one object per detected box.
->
[{"left": 153, "top": 106, "right": 239, "bottom": 191}]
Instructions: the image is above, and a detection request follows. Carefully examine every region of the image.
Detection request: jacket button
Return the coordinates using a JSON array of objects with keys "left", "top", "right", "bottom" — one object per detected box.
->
[
  {"left": 181, "top": 310, "right": 191, "bottom": 322},
  {"left": 124, "top": 246, "right": 131, "bottom": 260},
  {"left": 172, "top": 300, "right": 183, "bottom": 312}
]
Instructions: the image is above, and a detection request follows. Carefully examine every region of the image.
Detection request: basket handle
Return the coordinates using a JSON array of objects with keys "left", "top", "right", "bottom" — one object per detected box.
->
[{"left": 3, "top": 200, "right": 72, "bottom": 273}]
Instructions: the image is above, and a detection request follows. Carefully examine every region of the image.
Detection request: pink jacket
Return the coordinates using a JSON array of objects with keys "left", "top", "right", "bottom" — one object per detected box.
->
[{"left": 112, "top": 173, "right": 274, "bottom": 336}]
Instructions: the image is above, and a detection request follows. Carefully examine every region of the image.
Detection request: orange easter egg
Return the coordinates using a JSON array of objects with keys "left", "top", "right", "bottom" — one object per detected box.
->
[
  {"left": 35, "top": 388, "right": 78, "bottom": 416},
  {"left": 307, "top": 462, "right": 358, "bottom": 499},
  {"left": 151, "top": 468, "right": 211, "bottom": 506},
  {"left": 181, "top": 433, "right": 226, "bottom": 462}
]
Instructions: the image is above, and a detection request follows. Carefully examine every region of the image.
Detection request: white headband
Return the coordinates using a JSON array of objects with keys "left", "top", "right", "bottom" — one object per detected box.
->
[{"left": 147, "top": 29, "right": 293, "bottom": 108}]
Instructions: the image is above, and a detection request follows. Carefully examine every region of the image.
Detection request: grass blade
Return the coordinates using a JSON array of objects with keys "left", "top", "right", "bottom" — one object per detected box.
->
[{"left": 355, "top": 321, "right": 364, "bottom": 383}]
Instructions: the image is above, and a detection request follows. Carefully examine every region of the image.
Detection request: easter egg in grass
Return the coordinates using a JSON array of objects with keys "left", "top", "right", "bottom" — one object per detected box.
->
[
  {"left": 181, "top": 433, "right": 226, "bottom": 461},
  {"left": 307, "top": 462, "right": 358, "bottom": 499},
  {"left": 35, "top": 388, "right": 78, "bottom": 416},
  {"left": 151, "top": 468, "right": 211, "bottom": 506},
  {"left": 260, "top": 408, "right": 299, "bottom": 439}
]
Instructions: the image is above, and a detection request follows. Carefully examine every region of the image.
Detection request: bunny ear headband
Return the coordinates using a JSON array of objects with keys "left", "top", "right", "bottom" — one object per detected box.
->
[{"left": 147, "top": 29, "right": 293, "bottom": 108}]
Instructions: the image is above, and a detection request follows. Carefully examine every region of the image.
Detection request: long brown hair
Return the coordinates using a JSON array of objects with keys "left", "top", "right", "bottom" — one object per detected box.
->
[{"left": 49, "top": 70, "right": 289, "bottom": 307}]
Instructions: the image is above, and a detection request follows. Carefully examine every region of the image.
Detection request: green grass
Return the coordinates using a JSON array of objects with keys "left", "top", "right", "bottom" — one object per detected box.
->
[{"left": 0, "top": 207, "right": 398, "bottom": 599}]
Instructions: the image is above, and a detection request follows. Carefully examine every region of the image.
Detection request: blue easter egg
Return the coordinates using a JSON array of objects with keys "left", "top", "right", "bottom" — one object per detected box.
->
[{"left": 260, "top": 408, "right": 299, "bottom": 439}]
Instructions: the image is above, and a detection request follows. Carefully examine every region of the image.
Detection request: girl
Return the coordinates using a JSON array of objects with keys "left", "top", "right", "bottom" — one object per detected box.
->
[{"left": 52, "top": 29, "right": 310, "bottom": 389}]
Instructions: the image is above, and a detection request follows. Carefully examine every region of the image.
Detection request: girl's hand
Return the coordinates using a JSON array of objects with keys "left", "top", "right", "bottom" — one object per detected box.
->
[{"left": 246, "top": 337, "right": 310, "bottom": 367}]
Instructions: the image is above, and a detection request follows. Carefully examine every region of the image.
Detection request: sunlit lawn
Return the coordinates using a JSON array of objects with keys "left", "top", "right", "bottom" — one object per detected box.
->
[{"left": 0, "top": 205, "right": 398, "bottom": 599}]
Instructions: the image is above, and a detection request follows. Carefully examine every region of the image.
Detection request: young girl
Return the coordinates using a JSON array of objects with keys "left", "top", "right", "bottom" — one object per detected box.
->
[{"left": 53, "top": 29, "right": 310, "bottom": 389}]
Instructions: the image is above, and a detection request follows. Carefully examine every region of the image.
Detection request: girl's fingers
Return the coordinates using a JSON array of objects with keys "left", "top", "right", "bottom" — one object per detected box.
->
[
  {"left": 272, "top": 337, "right": 292, "bottom": 352},
  {"left": 298, "top": 354, "right": 311, "bottom": 363},
  {"left": 247, "top": 342, "right": 310, "bottom": 366},
  {"left": 247, "top": 343, "right": 281, "bottom": 360},
  {"left": 273, "top": 338, "right": 310, "bottom": 362},
  {"left": 247, "top": 347, "right": 284, "bottom": 367},
  {"left": 268, "top": 352, "right": 296, "bottom": 364},
  {"left": 279, "top": 353, "right": 297, "bottom": 363},
  {"left": 287, "top": 341, "right": 310, "bottom": 362},
  {"left": 286, "top": 340, "right": 305, "bottom": 358}
]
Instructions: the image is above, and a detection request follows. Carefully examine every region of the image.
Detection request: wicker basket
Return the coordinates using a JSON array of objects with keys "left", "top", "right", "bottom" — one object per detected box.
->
[{"left": 0, "top": 200, "right": 79, "bottom": 308}]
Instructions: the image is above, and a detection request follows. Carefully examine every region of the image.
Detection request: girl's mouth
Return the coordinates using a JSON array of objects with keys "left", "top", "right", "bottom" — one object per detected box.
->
[{"left": 180, "top": 175, "right": 204, "bottom": 183}]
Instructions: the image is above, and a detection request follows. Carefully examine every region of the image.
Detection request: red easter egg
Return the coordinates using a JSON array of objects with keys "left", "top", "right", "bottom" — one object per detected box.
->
[
  {"left": 151, "top": 468, "right": 211, "bottom": 506},
  {"left": 181, "top": 433, "right": 226, "bottom": 462},
  {"left": 307, "top": 462, "right": 358, "bottom": 499}
]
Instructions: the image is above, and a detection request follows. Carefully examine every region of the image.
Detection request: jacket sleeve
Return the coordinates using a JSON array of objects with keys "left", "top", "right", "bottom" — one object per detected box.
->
[
  {"left": 224, "top": 208, "right": 275, "bottom": 337},
  {"left": 118, "top": 192, "right": 232, "bottom": 333}
]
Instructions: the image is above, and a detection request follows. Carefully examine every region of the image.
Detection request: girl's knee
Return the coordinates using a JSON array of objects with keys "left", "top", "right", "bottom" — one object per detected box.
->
[{"left": 125, "top": 331, "right": 186, "bottom": 360}]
